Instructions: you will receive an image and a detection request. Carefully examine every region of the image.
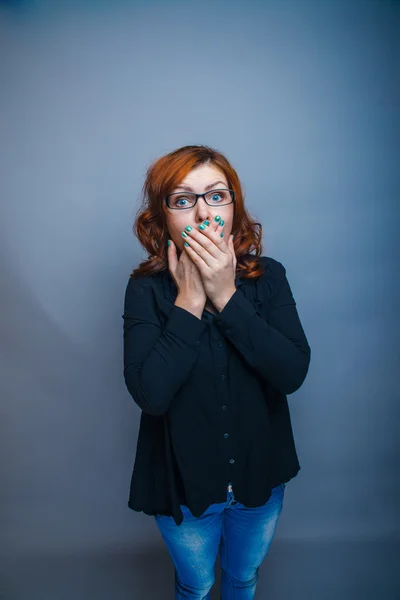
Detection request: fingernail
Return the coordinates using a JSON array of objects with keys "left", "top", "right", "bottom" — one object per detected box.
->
[
  {"left": 232, "top": 235, "right": 234, "bottom": 240},
  {"left": 219, "top": 220, "right": 225, "bottom": 226},
  {"left": 220, "top": 232, "right": 224, "bottom": 237},
  {"left": 181, "top": 231, "right": 188, "bottom": 238},
  {"left": 185, "top": 225, "right": 192, "bottom": 232},
  {"left": 199, "top": 223, "right": 206, "bottom": 230},
  {"left": 203, "top": 220, "right": 210, "bottom": 226},
  {"left": 184, "top": 242, "right": 189, "bottom": 247},
  {"left": 214, "top": 215, "right": 221, "bottom": 222},
  {"left": 167, "top": 239, "right": 171, "bottom": 246}
]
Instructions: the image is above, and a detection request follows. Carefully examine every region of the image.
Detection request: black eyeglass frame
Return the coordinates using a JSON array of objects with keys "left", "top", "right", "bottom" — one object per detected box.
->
[{"left": 165, "top": 188, "right": 235, "bottom": 210}]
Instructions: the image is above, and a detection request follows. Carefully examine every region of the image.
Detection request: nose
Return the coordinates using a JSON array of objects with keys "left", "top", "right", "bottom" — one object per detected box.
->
[{"left": 195, "top": 196, "right": 212, "bottom": 223}]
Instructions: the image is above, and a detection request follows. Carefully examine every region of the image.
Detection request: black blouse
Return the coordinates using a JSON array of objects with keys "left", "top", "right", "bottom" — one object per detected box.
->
[{"left": 122, "top": 255, "right": 311, "bottom": 526}]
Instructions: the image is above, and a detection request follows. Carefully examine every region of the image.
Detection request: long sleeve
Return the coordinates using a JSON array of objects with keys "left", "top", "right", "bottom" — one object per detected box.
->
[
  {"left": 215, "top": 260, "right": 311, "bottom": 395},
  {"left": 122, "top": 277, "right": 208, "bottom": 416}
]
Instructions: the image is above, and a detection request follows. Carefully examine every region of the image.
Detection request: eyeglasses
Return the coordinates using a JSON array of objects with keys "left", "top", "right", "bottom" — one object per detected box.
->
[{"left": 165, "top": 188, "right": 235, "bottom": 210}]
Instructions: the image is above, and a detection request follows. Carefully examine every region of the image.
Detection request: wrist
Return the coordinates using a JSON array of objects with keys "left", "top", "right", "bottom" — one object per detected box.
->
[
  {"left": 213, "top": 287, "right": 237, "bottom": 313},
  {"left": 175, "top": 294, "right": 205, "bottom": 319},
  {"left": 176, "top": 293, "right": 205, "bottom": 308}
]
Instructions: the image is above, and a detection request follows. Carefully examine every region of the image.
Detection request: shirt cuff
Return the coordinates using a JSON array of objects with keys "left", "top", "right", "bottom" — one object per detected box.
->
[
  {"left": 164, "top": 305, "right": 209, "bottom": 346},
  {"left": 215, "top": 289, "right": 257, "bottom": 332}
]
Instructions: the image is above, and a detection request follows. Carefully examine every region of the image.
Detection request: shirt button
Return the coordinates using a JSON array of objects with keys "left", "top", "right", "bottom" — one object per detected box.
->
[
  {"left": 221, "top": 405, "right": 227, "bottom": 411},
  {"left": 224, "top": 433, "right": 229, "bottom": 439},
  {"left": 229, "top": 458, "right": 235, "bottom": 464},
  {"left": 218, "top": 341, "right": 224, "bottom": 347},
  {"left": 221, "top": 374, "right": 226, "bottom": 380},
  {"left": 195, "top": 340, "right": 200, "bottom": 345}
]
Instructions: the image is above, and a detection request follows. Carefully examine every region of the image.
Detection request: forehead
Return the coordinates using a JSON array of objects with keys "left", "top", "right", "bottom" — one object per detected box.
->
[{"left": 179, "top": 165, "right": 227, "bottom": 187}]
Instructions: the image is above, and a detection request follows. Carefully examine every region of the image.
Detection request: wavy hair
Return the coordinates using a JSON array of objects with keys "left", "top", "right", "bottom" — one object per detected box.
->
[{"left": 130, "top": 145, "right": 265, "bottom": 280}]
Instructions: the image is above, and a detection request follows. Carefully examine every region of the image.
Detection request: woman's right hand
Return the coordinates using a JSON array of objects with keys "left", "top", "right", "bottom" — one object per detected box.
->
[{"left": 167, "top": 239, "right": 207, "bottom": 311}]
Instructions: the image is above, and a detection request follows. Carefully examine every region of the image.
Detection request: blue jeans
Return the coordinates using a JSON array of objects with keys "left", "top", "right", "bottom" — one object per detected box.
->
[{"left": 154, "top": 481, "right": 286, "bottom": 599}]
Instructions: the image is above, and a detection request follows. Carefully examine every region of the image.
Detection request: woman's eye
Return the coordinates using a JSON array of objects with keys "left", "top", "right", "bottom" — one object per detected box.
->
[{"left": 211, "top": 194, "right": 222, "bottom": 202}]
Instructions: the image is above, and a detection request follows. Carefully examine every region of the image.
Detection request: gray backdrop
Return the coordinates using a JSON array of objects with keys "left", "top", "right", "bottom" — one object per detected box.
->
[{"left": 1, "top": 0, "right": 398, "bottom": 598}]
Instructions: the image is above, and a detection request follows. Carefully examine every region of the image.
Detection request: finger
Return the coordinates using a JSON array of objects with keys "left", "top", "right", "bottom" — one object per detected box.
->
[
  {"left": 210, "top": 216, "right": 227, "bottom": 242},
  {"left": 184, "top": 234, "right": 234, "bottom": 275},
  {"left": 183, "top": 233, "right": 216, "bottom": 268},
  {"left": 210, "top": 214, "right": 222, "bottom": 232},
  {"left": 183, "top": 240, "right": 210, "bottom": 272},
  {"left": 167, "top": 239, "right": 178, "bottom": 273},
  {"left": 226, "top": 234, "right": 236, "bottom": 270},
  {"left": 187, "top": 220, "right": 229, "bottom": 259},
  {"left": 228, "top": 234, "right": 236, "bottom": 263},
  {"left": 182, "top": 227, "right": 221, "bottom": 264},
  {"left": 215, "top": 216, "right": 226, "bottom": 238}
]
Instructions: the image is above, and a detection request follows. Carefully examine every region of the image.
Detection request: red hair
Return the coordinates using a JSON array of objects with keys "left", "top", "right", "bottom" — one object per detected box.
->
[{"left": 130, "top": 145, "right": 266, "bottom": 280}]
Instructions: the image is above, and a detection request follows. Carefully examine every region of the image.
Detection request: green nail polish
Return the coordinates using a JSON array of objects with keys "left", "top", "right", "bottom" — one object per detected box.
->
[
  {"left": 203, "top": 220, "right": 210, "bottom": 225},
  {"left": 199, "top": 224, "right": 206, "bottom": 230},
  {"left": 184, "top": 241, "right": 189, "bottom": 247},
  {"left": 181, "top": 231, "right": 188, "bottom": 238},
  {"left": 220, "top": 232, "right": 224, "bottom": 237},
  {"left": 219, "top": 220, "right": 225, "bottom": 226},
  {"left": 185, "top": 225, "right": 192, "bottom": 232},
  {"left": 214, "top": 215, "right": 221, "bottom": 222},
  {"left": 167, "top": 239, "right": 171, "bottom": 246}
]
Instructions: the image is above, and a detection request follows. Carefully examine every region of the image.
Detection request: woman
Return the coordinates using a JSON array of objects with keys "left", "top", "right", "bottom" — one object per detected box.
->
[{"left": 122, "top": 144, "right": 311, "bottom": 599}]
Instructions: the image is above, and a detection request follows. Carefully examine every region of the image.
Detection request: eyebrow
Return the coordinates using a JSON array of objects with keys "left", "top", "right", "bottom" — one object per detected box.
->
[{"left": 174, "top": 180, "right": 227, "bottom": 192}]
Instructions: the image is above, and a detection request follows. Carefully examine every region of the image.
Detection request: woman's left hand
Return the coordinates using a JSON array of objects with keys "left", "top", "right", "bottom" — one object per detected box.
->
[{"left": 182, "top": 219, "right": 237, "bottom": 312}]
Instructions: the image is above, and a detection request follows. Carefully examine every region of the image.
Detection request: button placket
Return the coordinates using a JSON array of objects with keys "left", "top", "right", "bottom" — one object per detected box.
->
[{"left": 211, "top": 320, "right": 234, "bottom": 473}]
